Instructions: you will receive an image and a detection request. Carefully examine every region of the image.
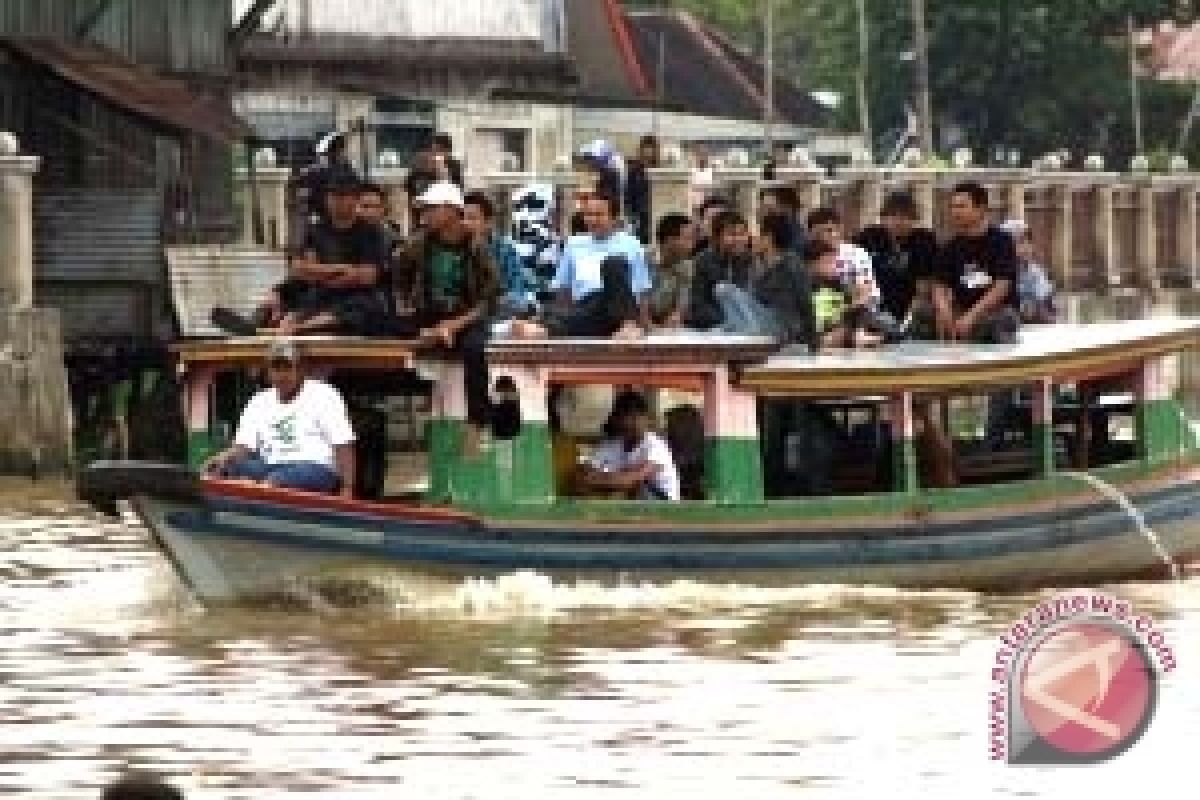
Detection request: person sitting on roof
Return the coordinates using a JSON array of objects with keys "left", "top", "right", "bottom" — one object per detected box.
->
[
  {"left": 807, "top": 239, "right": 901, "bottom": 350},
  {"left": 211, "top": 171, "right": 390, "bottom": 336},
  {"left": 202, "top": 340, "right": 356, "bottom": 497},
  {"left": 1000, "top": 218, "right": 1058, "bottom": 325},
  {"left": 693, "top": 212, "right": 817, "bottom": 345},
  {"left": 383, "top": 181, "right": 502, "bottom": 452},
  {"left": 572, "top": 391, "right": 681, "bottom": 502}
]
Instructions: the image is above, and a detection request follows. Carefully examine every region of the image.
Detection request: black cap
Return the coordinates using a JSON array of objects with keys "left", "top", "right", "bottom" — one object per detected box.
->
[
  {"left": 881, "top": 191, "right": 919, "bottom": 218},
  {"left": 324, "top": 165, "right": 362, "bottom": 195}
]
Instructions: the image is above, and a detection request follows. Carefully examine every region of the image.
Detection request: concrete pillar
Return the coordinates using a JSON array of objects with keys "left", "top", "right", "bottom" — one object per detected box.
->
[
  {"left": 373, "top": 167, "right": 410, "bottom": 235},
  {"left": 714, "top": 168, "right": 762, "bottom": 228},
  {"left": 838, "top": 168, "right": 886, "bottom": 226},
  {"left": 647, "top": 167, "right": 693, "bottom": 234},
  {"left": 1051, "top": 183, "right": 1074, "bottom": 291},
  {"left": 1005, "top": 181, "right": 1027, "bottom": 220},
  {"left": 1093, "top": 185, "right": 1119, "bottom": 289},
  {"left": 1136, "top": 183, "right": 1160, "bottom": 292},
  {"left": 775, "top": 167, "right": 827, "bottom": 216},
  {"left": 913, "top": 178, "right": 936, "bottom": 229},
  {"left": 333, "top": 93, "right": 375, "bottom": 171},
  {"left": 1177, "top": 185, "right": 1199, "bottom": 288},
  {"left": 234, "top": 167, "right": 290, "bottom": 249},
  {"left": 0, "top": 144, "right": 39, "bottom": 309}
]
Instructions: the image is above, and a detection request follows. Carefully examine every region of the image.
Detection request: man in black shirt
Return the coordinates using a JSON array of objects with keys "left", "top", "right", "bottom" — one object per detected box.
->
[
  {"left": 688, "top": 210, "right": 756, "bottom": 330},
  {"left": 929, "top": 182, "right": 1020, "bottom": 344},
  {"left": 213, "top": 172, "right": 389, "bottom": 336},
  {"left": 624, "top": 135, "right": 659, "bottom": 245},
  {"left": 854, "top": 192, "right": 938, "bottom": 323}
]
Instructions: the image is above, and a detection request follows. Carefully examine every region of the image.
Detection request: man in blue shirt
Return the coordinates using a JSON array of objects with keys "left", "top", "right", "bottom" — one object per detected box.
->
[
  {"left": 464, "top": 190, "right": 528, "bottom": 316},
  {"left": 551, "top": 192, "right": 652, "bottom": 307}
]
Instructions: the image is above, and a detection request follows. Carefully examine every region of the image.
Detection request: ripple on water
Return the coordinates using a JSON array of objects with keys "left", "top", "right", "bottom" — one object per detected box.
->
[{"left": 0, "top": 485, "right": 1195, "bottom": 798}]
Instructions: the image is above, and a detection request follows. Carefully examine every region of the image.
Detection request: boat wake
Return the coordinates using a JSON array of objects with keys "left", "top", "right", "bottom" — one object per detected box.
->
[
  {"left": 1060, "top": 471, "right": 1182, "bottom": 582},
  {"left": 226, "top": 568, "right": 979, "bottom": 619}
]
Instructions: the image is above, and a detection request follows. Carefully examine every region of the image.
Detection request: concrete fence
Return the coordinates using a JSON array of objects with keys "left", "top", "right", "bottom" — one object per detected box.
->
[{"left": 235, "top": 164, "right": 1200, "bottom": 295}]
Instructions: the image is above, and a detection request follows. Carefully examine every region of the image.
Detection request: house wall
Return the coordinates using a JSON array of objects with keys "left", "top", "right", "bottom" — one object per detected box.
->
[{"left": 0, "top": 0, "right": 231, "bottom": 74}]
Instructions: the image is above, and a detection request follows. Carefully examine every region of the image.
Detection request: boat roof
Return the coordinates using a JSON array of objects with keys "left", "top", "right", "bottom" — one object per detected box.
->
[
  {"left": 741, "top": 318, "right": 1200, "bottom": 396},
  {"left": 487, "top": 333, "right": 778, "bottom": 365}
]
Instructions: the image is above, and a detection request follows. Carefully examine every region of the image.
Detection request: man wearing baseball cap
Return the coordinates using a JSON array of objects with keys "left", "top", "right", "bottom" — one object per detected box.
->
[
  {"left": 388, "top": 181, "right": 501, "bottom": 452},
  {"left": 202, "top": 340, "right": 357, "bottom": 496}
]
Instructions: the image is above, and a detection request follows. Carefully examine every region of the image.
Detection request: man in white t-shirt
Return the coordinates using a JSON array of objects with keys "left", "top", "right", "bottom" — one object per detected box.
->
[
  {"left": 573, "top": 391, "right": 681, "bottom": 502},
  {"left": 203, "top": 340, "right": 357, "bottom": 497}
]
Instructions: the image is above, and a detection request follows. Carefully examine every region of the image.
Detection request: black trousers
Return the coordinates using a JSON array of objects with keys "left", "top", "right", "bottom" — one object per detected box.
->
[
  {"left": 542, "top": 255, "right": 639, "bottom": 338},
  {"left": 276, "top": 279, "right": 386, "bottom": 336},
  {"left": 376, "top": 314, "right": 493, "bottom": 427}
]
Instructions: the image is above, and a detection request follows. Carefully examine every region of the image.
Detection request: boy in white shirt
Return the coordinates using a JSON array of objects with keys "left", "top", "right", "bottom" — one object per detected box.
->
[
  {"left": 203, "top": 340, "right": 357, "bottom": 496},
  {"left": 574, "top": 391, "right": 681, "bottom": 502}
]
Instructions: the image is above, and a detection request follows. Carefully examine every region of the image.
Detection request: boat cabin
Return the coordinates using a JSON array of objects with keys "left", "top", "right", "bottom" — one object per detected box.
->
[{"left": 171, "top": 319, "right": 1200, "bottom": 523}]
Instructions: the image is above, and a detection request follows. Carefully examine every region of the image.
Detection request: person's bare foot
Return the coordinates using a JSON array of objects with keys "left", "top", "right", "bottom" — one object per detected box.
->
[
  {"left": 613, "top": 322, "right": 643, "bottom": 340},
  {"left": 508, "top": 320, "right": 548, "bottom": 339}
]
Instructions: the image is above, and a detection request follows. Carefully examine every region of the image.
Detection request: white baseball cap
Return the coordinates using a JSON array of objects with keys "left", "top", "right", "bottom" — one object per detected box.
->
[{"left": 416, "top": 181, "right": 465, "bottom": 209}]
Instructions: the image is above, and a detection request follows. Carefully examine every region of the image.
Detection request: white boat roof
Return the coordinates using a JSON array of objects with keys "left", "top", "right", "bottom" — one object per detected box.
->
[{"left": 742, "top": 318, "right": 1200, "bottom": 396}]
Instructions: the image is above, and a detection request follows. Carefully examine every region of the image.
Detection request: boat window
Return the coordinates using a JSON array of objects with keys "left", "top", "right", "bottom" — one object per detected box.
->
[
  {"left": 761, "top": 396, "right": 893, "bottom": 498},
  {"left": 1052, "top": 381, "right": 1140, "bottom": 470},
  {"left": 923, "top": 385, "right": 1050, "bottom": 487},
  {"left": 551, "top": 384, "right": 705, "bottom": 502}
]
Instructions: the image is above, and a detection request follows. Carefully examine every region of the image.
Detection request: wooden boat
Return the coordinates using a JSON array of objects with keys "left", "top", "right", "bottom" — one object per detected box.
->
[{"left": 79, "top": 320, "right": 1200, "bottom": 602}]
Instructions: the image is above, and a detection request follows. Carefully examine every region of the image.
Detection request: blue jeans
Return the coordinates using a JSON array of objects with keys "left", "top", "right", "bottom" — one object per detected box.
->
[
  {"left": 713, "top": 283, "right": 783, "bottom": 337},
  {"left": 222, "top": 455, "right": 340, "bottom": 494}
]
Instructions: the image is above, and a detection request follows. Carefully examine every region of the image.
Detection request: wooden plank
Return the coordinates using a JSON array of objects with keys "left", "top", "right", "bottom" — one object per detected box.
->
[{"left": 172, "top": 335, "right": 421, "bottom": 369}]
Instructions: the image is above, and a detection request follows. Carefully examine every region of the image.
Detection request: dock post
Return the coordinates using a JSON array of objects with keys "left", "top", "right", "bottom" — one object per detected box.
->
[
  {"left": 704, "top": 366, "right": 764, "bottom": 505},
  {"left": 0, "top": 141, "right": 38, "bottom": 308},
  {"left": 890, "top": 392, "right": 920, "bottom": 494}
]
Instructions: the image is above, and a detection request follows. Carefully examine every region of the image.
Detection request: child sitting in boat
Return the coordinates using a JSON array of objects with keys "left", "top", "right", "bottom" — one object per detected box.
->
[
  {"left": 808, "top": 239, "right": 901, "bottom": 350},
  {"left": 572, "top": 391, "right": 682, "bottom": 502},
  {"left": 201, "top": 340, "right": 357, "bottom": 497}
]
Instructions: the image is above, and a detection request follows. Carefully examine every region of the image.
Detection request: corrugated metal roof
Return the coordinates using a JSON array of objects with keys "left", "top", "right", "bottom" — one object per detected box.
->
[
  {"left": 166, "top": 247, "right": 287, "bottom": 338},
  {"left": 235, "top": 0, "right": 556, "bottom": 43},
  {"left": 0, "top": 36, "right": 246, "bottom": 141}
]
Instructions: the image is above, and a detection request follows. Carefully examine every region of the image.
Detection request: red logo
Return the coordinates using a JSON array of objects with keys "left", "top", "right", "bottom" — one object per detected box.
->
[{"left": 1011, "top": 620, "right": 1156, "bottom": 763}]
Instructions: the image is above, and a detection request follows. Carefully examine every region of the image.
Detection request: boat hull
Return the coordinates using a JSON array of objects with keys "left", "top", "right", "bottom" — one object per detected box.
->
[{"left": 128, "top": 475, "right": 1200, "bottom": 602}]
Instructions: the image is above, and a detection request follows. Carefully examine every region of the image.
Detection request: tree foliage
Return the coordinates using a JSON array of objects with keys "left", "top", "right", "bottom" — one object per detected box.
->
[{"left": 625, "top": 0, "right": 1200, "bottom": 163}]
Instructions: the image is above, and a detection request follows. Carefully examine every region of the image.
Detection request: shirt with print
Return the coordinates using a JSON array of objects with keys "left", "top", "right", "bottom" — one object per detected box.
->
[
  {"left": 853, "top": 225, "right": 938, "bottom": 319},
  {"left": 426, "top": 242, "right": 469, "bottom": 317},
  {"left": 234, "top": 379, "right": 355, "bottom": 469},
  {"left": 810, "top": 275, "right": 851, "bottom": 335},
  {"left": 935, "top": 226, "right": 1018, "bottom": 313},
  {"left": 587, "top": 432, "right": 681, "bottom": 501},
  {"left": 551, "top": 230, "right": 652, "bottom": 303},
  {"left": 835, "top": 243, "right": 881, "bottom": 308}
]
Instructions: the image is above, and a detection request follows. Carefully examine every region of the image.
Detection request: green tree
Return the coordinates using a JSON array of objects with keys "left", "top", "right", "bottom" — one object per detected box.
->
[{"left": 624, "top": 0, "right": 1199, "bottom": 164}]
